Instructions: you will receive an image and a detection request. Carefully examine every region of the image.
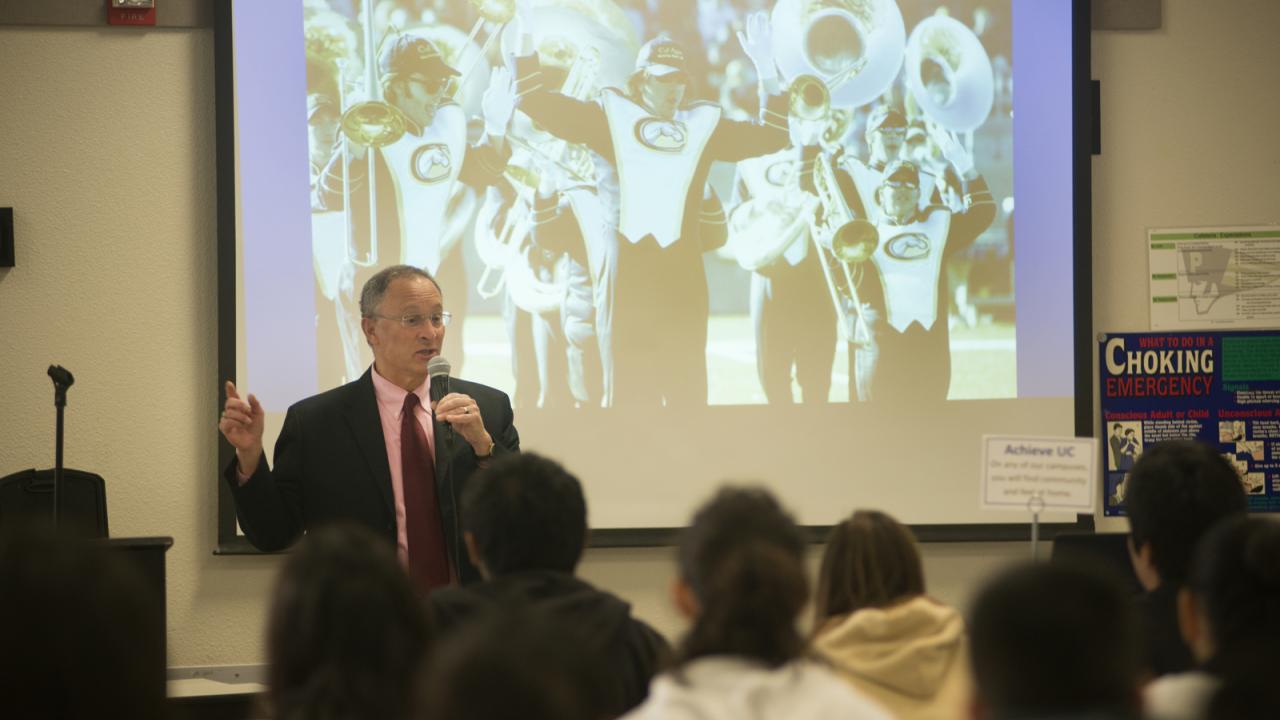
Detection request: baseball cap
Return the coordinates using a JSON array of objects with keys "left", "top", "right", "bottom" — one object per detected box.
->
[
  {"left": 866, "top": 105, "right": 908, "bottom": 133},
  {"left": 379, "top": 35, "right": 459, "bottom": 80},
  {"left": 882, "top": 160, "right": 920, "bottom": 189},
  {"left": 635, "top": 36, "right": 688, "bottom": 78}
]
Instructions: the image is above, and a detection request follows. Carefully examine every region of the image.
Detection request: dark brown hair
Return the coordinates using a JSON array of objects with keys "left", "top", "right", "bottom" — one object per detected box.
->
[
  {"left": 676, "top": 486, "right": 809, "bottom": 668},
  {"left": 813, "top": 510, "right": 926, "bottom": 625}
]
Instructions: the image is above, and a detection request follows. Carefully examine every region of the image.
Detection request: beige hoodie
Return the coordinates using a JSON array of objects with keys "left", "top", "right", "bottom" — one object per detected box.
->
[{"left": 814, "top": 596, "right": 971, "bottom": 720}]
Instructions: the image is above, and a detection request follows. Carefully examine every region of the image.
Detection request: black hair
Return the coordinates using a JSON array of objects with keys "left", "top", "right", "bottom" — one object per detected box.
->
[
  {"left": 267, "top": 524, "right": 431, "bottom": 720},
  {"left": 1188, "top": 516, "right": 1280, "bottom": 678},
  {"left": 419, "top": 605, "right": 605, "bottom": 720},
  {"left": 0, "top": 525, "right": 167, "bottom": 720},
  {"left": 676, "top": 486, "right": 808, "bottom": 668},
  {"left": 968, "top": 561, "right": 1142, "bottom": 719},
  {"left": 1125, "top": 440, "right": 1247, "bottom": 586},
  {"left": 461, "top": 452, "right": 587, "bottom": 575}
]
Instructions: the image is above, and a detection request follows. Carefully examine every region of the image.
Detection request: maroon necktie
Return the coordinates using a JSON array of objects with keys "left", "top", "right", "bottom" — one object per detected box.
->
[{"left": 401, "top": 393, "right": 451, "bottom": 591}]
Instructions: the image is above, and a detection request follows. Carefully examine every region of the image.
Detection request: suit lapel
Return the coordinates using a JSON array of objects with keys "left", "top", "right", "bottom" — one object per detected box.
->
[{"left": 343, "top": 370, "right": 395, "bottom": 516}]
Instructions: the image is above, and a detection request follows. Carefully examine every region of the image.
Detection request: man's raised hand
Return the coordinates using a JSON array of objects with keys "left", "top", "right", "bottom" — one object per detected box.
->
[{"left": 219, "top": 381, "right": 265, "bottom": 475}]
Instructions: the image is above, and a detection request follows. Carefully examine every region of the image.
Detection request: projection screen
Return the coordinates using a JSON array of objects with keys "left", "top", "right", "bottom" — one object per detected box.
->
[{"left": 215, "top": 0, "right": 1091, "bottom": 546}]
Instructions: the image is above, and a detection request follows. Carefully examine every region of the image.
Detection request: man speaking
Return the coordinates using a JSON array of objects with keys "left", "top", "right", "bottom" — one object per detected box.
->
[{"left": 218, "top": 265, "right": 519, "bottom": 590}]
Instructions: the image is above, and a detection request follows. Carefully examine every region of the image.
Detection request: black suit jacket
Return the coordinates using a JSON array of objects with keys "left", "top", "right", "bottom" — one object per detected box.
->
[{"left": 224, "top": 368, "right": 519, "bottom": 583}]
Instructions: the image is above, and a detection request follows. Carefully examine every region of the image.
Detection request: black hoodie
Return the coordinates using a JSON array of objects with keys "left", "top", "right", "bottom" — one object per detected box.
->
[{"left": 428, "top": 570, "right": 671, "bottom": 716}]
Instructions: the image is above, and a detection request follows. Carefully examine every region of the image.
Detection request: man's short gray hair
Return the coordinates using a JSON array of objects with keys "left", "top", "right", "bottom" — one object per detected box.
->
[{"left": 359, "top": 265, "right": 442, "bottom": 318}]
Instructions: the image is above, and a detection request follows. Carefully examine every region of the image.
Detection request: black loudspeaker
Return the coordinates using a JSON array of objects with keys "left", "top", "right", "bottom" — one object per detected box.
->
[
  {"left": 0, "top": 468, "right": 109, "bottom": 538},
  {"left": 0, "top": 207, "right": 13, "bottom": 267}
]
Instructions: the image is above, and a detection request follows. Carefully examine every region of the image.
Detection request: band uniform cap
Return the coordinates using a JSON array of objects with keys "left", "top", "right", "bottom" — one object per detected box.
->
[
  {"left": 636, "top": 36, "right": 688, "bottom": 76},
  {"left": 379, "top": 35, "right": 459, "bottom": 80},
  {"left": 866, "top": 105, "right": 909, "bottom": 133},
  {"left": 882, "top": 160, "right": 921, "bottom": 189}
]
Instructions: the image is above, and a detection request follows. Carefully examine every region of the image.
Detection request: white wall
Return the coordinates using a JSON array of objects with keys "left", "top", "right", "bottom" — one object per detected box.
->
[
  {"left": 2, "top": 0, "right": 1277, "bottom": 666},
  {"left": 1089, "top": 0, "right": 1280, "bottom": 532}
]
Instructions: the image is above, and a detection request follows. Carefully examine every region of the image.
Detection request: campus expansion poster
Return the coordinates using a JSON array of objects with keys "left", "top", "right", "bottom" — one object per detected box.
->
[{"left": 1099, "top": 331, "right": 1280, "bottom": 516}]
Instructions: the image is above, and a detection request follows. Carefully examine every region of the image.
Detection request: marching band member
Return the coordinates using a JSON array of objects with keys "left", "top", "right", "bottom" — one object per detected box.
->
[
  {"left": 525, "top": 157, "right": 604, "bottom": 408},
  {"left": 843, "top": 105, "right": 940, "bottom": 223},
  {"left": 304, "top": 8, "right": 362, "bottom": 388},
  {"left": 511, "top": 7, "right": 790, "bottom": 407},
  {"left": 726, "top": 120, "right": 836, "bottom": 404},
  {"left": 314, "top": 35, "right": 517, "bottom": 374},
  {"left": 839, "top": 128, "right": 995, "bottom": 401}
]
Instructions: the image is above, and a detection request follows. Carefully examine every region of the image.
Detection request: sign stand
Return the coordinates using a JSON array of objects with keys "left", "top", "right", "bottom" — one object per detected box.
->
[{"left": 1027, "top": 493, "right": 1045, "bottom": 560}]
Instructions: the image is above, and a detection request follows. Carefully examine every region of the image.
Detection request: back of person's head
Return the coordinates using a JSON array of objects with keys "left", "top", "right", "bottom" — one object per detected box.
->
[
  {"left": 267, "top": 523, "right": 431, "bottom": 720},
  {"left": 814, "top": 509, "right": 925, "bottom": 624},
  {"left": 676, "top": 486, "right": 808, "bottom": 667},
  {"left": 419, "top": 606, "right": 604, "bottom": 720},
  {"left": 968, "top": 561, "right": 1142, "bottom": 720},
  {"left": 461, "top": 452, "right": 587, "bottom": 576},
  {"left": 0, "top": 525, "right": 166, "bottom": 720},
  {"left": 1186, "top": 516, "right": 1280, "bottom": 676},
  {"left": 1125, "top": 440, "right": 1246, "bottom": 587}
]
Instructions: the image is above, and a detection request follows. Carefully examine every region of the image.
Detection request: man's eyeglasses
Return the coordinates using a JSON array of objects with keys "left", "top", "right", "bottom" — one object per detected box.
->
[{"left": 369, "top": 311, "right": 452, "bottom": 329}]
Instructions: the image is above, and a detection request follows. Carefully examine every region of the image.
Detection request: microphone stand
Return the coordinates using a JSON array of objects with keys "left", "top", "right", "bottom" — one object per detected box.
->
[{"left": 47, "top": 365, "right": 75, "bottom": 528}]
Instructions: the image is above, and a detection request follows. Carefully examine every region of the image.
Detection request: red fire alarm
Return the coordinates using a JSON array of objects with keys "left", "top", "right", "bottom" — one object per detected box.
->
[{"left": 108, "top": 0, "right": 157, "bottom": 26}]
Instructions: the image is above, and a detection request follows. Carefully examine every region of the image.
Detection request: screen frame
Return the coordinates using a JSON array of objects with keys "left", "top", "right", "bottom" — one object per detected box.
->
[{"left": 212, "top": 0, "right": 1095, "bottom": 554}]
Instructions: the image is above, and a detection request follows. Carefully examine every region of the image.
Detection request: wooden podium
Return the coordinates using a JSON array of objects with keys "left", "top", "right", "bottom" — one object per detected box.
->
[{"left": 100, "top": 537, "right": 173, "bottom": 668}]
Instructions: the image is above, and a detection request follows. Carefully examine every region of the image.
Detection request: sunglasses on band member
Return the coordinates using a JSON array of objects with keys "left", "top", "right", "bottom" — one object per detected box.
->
[
  {"left": 650, "top": 71, "right": 690, "bottom": 86},
  {"left": 406, "top": 73, "right": 450, "bottom": 94}
]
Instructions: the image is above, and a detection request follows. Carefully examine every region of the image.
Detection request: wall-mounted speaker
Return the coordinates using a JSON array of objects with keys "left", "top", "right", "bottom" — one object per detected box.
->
[
  {"left": 1092, "top": 0, "right": 1162, "bottom": 31},
  {"left": 0, "top": 208, "right": 13, "bottom": 267}
]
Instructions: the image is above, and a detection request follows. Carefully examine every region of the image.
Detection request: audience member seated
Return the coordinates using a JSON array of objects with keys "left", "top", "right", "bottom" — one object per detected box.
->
[
  {"left": 1144, "top": 516, "right": 1280, "bottom": 720},
  {"left": 266, "top": 523, "right": 431, "bottom": 720},
  {"left": 621, "top": 487, "right": 891, "bottom": 720},
  {"left": 0, "top": 525, "right": 167, "bottom": 720},
  {"left": 428, "top": 452, "right": 670, "bottom": 717},
  {"left": 812, "top": 510, "right": 969, "bottom": 720},
  {"left": 1124, "top": 440, "right": 1247, "bottom": 676},
  {"left": 418, "top": 607, "right": 605, "bottom": 720},
  {"left": 968, "top": 561, "right": 1143, "bottom": 720}
]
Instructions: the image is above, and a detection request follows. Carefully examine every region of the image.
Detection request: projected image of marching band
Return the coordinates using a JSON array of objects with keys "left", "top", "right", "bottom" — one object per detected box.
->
[{"left": 304, "top": 0, "right": 1014, "bottom": 407}]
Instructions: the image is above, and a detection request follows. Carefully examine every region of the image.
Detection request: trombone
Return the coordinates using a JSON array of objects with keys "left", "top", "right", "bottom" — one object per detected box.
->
[{"left": 791, "top": 75, "right": 879, "bottom": 346}]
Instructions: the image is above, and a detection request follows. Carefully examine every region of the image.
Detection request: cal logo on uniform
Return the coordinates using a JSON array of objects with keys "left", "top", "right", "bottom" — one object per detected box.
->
[
  {"left": 764, "top": 160, "right": 793, "bottom": 187},
  {"left": 634, "top": 118, "right": 688, "bottom": 152},
  {"left": 885, "top": 232, "right": 932, "bottom": 260},
  {"left": 411, "top": 143, "right": 453, "bottom": 183}
]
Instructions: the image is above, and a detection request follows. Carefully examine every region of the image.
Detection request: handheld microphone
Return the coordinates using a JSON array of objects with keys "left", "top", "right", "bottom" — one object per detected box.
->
[
  {"left": 427, "top": 356, "right": 451, "bottom": 405},
  {"left": 427, "top": 356, "right": 454, "bottom": 450}
]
